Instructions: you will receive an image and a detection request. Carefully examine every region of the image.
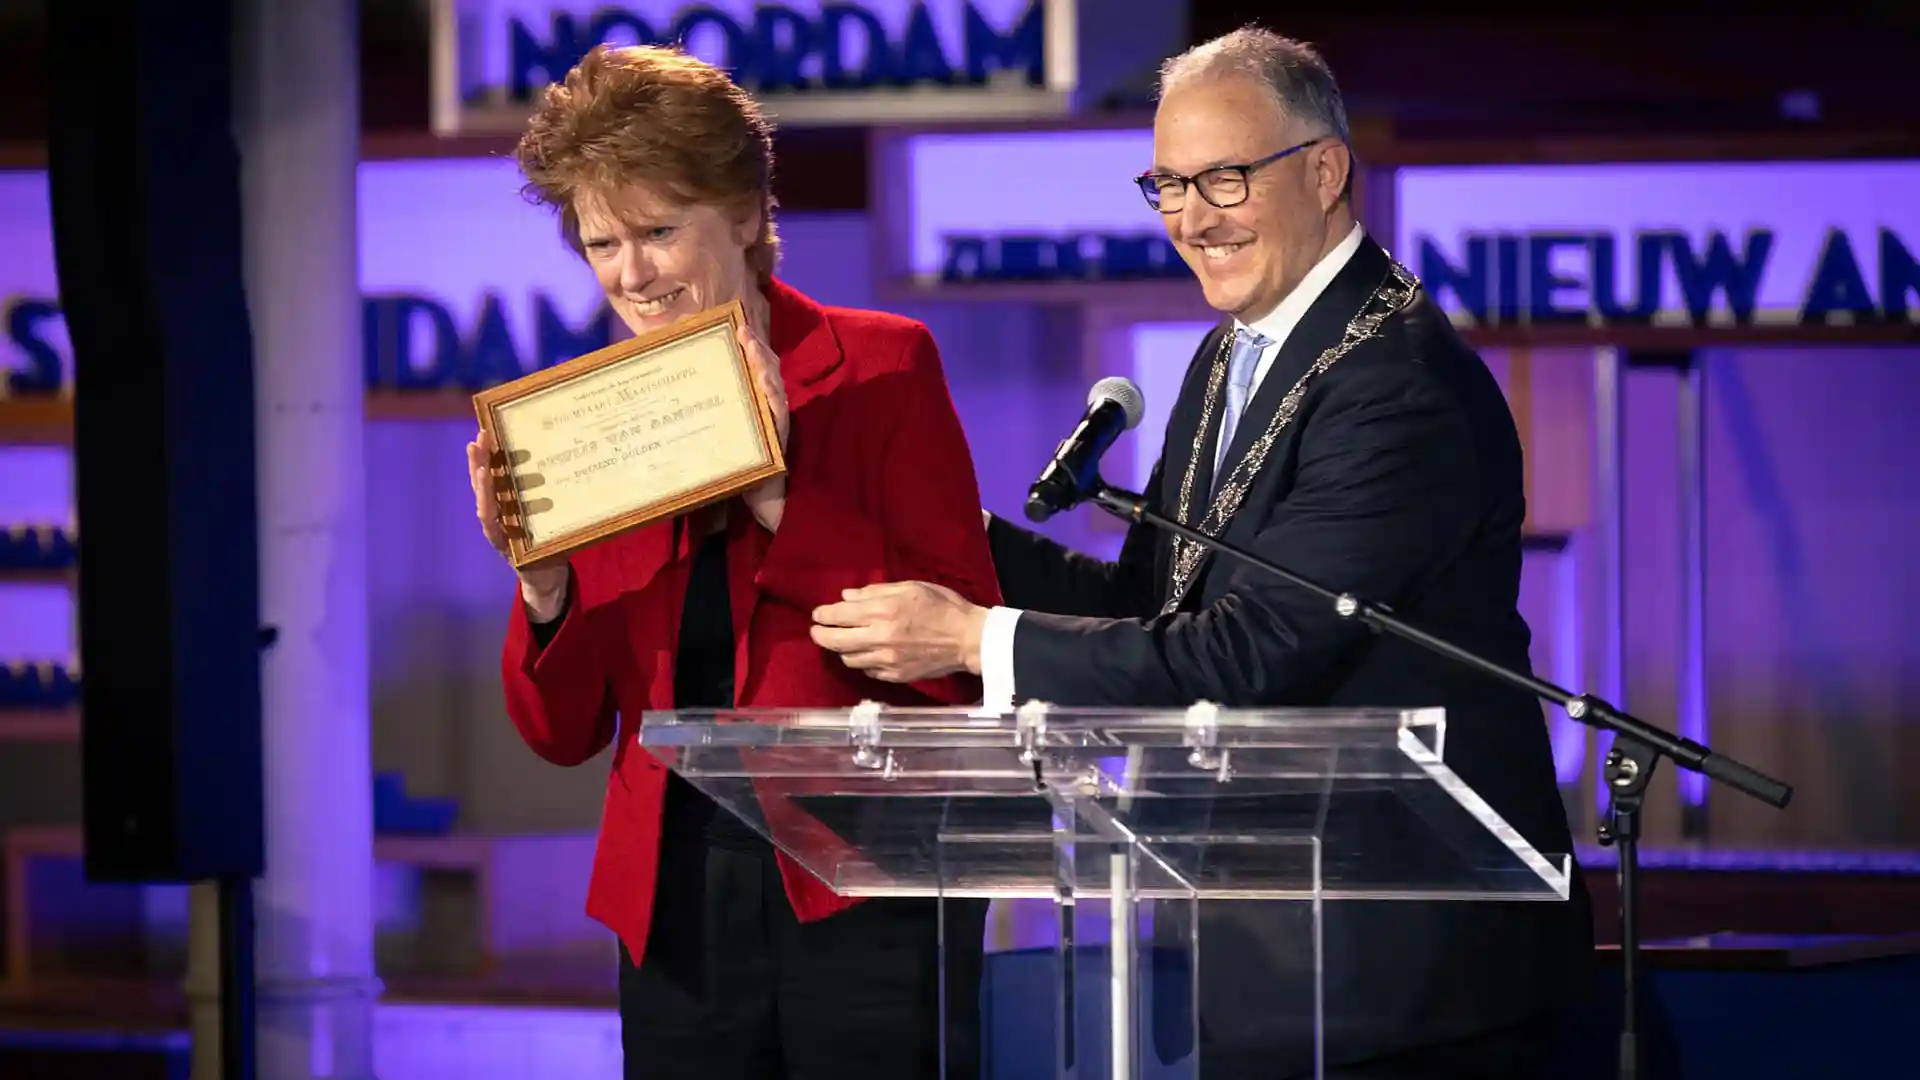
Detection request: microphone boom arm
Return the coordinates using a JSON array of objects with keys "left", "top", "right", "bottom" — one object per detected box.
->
[
  {"left": 1086, "top": 482, "right": 1788, "bottom": 806},
  {"left": 1083, "top": 478, "right": 1791, "bottom": 1080}
]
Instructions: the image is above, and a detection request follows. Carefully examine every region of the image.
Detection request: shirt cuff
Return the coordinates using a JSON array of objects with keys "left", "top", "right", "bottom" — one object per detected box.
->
[{"left": 976, "top": 605, "right": 1023, "bottom": 715}]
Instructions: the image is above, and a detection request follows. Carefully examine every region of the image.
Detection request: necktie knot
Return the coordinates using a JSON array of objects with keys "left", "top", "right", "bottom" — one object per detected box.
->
[
  {"left": 1228, "top": 329, "right": 1269, "bottom": 390},
  {"left": 1212, "top": 327, "right": 1271, "bottom": 492}
]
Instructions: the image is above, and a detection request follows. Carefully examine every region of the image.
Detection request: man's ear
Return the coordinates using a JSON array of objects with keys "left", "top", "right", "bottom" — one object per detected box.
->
[{"left": 1316, "top": 141, "right": 1352, "bottom": 212}]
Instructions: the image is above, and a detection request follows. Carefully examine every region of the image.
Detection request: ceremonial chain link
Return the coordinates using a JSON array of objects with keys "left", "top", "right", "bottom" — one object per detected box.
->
[{"left": 1162, "top": 262, "right": 1421, "bottom": 613}]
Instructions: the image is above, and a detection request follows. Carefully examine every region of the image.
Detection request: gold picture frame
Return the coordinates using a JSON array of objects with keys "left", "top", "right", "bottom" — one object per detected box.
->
[{"left": 472, "top": 300, "right": 785, "bottom": 570}]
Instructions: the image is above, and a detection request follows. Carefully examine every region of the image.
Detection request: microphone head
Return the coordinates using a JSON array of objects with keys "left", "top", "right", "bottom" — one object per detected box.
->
[{"left": 1087, "top": 376, "right": 1145, "bottom": 430}]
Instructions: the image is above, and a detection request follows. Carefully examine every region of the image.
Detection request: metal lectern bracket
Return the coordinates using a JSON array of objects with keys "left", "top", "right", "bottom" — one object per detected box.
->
[
  {"left": 1183, "top": 700, "right": 1232, "bottom": 781},
  {"left": 1016, "top": 699, "right": 1050, "bottom": 790},
  {"left": 849, "top": 699, "right": 884, "bottom": 768},
  {"left": 847, "top": 700, "right": 900, "bottom": 781}
]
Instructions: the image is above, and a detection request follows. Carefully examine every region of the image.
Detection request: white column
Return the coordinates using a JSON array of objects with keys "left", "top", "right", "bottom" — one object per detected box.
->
[{"left": 186, "top": 0, "right": 381, "bottom": 1076}]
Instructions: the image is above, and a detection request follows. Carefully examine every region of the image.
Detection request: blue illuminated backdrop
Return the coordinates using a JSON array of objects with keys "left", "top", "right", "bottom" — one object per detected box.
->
[
  {"left": 4, "top": 145, "right": 1920, "bottom": 860},
  {"left": 895, "top": 128, "right": 1175, "bottom": 285},
  {"left": 886, "top": 129, "right": 1920, "bottom": 328},
  {"left": 4, "top": 160, "right": 618, "bottom": 396},
  {"left": 1395, "top": 161, "right": 1920, "bottom": 327}
]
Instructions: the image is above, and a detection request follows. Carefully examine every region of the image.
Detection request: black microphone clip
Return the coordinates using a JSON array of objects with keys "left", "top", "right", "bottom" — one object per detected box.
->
[{"left": 1024, "top": 377, "right": 1146, "bottom": 523}]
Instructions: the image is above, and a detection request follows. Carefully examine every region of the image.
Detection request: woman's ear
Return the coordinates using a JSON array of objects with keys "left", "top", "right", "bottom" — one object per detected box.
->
[{"left": 731, "top": 203, "right": 764, "bottom": 249}]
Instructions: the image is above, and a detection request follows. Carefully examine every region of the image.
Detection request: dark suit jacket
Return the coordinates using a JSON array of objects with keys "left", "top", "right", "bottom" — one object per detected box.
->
[
  {"left": 987, "top": 236, "right": 1594, "bottom": 1074},
  {"left": 498, "top": 279, "right": 1002, "bottom": 968}
]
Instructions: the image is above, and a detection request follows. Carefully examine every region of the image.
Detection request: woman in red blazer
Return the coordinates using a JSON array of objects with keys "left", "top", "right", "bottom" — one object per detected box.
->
[{"left": 462, "top": 44, "right": 1001, "bottom": 1080}]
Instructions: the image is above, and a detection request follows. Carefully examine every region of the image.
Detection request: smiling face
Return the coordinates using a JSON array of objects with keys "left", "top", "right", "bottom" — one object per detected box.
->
[
  {"left": 1152, "top": 74, "right": 1350, "bottom": 322},
  {"left": 573, "top": 183, "right": 762, "bottom": 337}
]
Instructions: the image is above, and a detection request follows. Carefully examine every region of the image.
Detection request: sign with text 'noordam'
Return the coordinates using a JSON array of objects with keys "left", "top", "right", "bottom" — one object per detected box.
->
[
  {"left": 432, "top": 0, "right": 1185, "bottom": 132},
  {"left": 1396, "top": 162, "right": 1920, "bottom": 327}
]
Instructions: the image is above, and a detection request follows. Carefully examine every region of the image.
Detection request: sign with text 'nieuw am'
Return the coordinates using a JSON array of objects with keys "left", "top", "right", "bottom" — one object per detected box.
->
[
  {"left": 883, "top": 132, "right": 1920, "bottom": 333},
  {"left": 431, "top": 0, "right": 1185, "bottom": 133},
  {"left": 1396, "top": 161, "right": 1920, "bottom": 329}
]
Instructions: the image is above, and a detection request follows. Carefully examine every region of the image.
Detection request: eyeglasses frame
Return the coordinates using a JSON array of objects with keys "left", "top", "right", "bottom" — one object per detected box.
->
[{"left": 1134, "top": 136, "right": 1335, "bottom": 213}]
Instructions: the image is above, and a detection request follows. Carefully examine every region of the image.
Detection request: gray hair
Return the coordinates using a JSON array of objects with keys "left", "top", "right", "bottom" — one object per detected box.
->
[{"left": 1157, "top": 26, "right": 1351, "bottom": 145}]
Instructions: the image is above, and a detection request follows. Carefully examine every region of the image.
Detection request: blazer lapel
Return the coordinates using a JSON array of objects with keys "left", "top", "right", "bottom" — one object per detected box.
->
[
  {"left": 1214, "top": 239, "right": 1392, "bottom": 490},
  {"left": 1165, "top": 238, "right": 1395, "bottom": 612},
  {"left": 1174, "top": 322, "right": 1230, "bottom": 517},
  {"left": 764, "top": 277, "right": 844, "bottom": 403},
  {"left": 1148, "top": 321, "right": 1232, "bottom": 609},
  {"left": 730, "top": 278, "right": 845, "bottom": 705}
]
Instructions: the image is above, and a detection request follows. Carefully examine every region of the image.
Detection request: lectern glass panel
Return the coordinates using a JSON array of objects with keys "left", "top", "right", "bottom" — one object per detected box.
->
[{"left": 635, "top": 704, "right": 1573, "bottom": 1080}]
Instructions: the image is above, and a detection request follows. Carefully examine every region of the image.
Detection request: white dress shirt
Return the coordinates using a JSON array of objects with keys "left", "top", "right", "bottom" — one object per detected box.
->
[{"left": 977, "top": 223, "right": 1368, "bottom": 713}]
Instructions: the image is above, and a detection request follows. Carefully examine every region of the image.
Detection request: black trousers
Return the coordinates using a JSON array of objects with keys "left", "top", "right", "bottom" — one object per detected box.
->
[
  {"left": 1314, "top": 1013, "right": 1561, "bottom": 1080},
  {"left": 1197, "top": 1012, "right": 1561, "bottom": 1080},
  {"left": 1328, "top": 1014, "right": 1566, "bottom": 1068},
  {"left": 618, "top": 834, "right": 988, "bottom": 1080}
]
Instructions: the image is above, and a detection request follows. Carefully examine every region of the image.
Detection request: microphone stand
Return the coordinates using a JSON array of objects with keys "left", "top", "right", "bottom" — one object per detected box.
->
[{"left": 1081, "top": 481, "right": 1793, "bottom": 1080}]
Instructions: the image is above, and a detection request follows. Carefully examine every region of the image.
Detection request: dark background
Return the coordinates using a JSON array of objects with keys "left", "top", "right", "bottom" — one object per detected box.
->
[{"left": 1, "top": 2, "right": 1915, "bottom": 207}]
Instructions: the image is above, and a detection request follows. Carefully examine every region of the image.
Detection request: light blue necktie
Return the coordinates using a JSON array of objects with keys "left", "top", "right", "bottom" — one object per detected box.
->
[{"left": 1212, "top": 327, "right": 1271, "bottom": 490}]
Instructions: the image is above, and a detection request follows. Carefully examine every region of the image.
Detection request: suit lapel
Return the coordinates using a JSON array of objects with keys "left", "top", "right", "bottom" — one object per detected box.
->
[
  {"left": 1163, "top": 238, "right": 1397, "bottom": 612},
  {"left": 1214, "top": 239, "right": 1392, "bottom": 491},
  {"left": 1149, "top": 322, "right": 1233, "bottom": 609},
  {"left": 1174, "top": 323, "right": 1230, "bottom": 515}
]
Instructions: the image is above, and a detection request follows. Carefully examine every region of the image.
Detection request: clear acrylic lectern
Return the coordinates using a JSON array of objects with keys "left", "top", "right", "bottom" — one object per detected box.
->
[{"left": 635, "top": 703, "right": 1572, "bottom": 1080}]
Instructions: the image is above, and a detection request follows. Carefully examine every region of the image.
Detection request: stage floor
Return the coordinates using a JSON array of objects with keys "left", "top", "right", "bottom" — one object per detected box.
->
[{"left": 4, "top": 863, "right": 1920, "bottom": 1079}]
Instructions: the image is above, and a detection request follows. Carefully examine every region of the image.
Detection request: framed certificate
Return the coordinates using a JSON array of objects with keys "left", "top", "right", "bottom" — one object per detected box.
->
[{"left": 472, "top": 300, "right": 785, "bottom": 570}]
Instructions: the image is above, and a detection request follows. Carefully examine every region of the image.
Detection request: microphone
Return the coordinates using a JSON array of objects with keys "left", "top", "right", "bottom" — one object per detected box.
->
[{"left": 1024, "top": 376, "right": 1146, "bottom": 523}]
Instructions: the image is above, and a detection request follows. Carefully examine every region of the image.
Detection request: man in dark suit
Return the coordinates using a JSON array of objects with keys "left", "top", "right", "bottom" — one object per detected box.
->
[{"left": 811, "top": 24, "right": 1593, "bottom": 1079}]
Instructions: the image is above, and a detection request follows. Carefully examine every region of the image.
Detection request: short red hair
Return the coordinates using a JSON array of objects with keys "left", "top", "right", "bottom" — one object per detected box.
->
[{"left": 514, "top": 44, "right": 780, "bottom": 284}]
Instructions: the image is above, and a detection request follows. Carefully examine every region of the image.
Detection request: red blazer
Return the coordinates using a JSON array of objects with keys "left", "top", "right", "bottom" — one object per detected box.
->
[{"left": 498, "top": 279, "right": 1003, "bottom": 965}]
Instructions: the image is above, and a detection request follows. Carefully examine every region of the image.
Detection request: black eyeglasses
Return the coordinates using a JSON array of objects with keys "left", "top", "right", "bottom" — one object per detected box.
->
[{"left": 1135, "top": 137, "right": 1328, "bottom": 213}]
